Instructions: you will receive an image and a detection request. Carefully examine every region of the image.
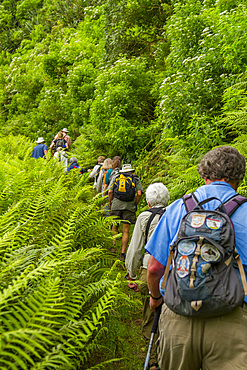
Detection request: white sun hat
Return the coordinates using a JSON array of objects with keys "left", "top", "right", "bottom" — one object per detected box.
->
[
  {"left": 120, "top": 164, "right": 135, "bottom": 173},
  {"left": 36, "top": 137, "right": 45, "bottom": 144}
]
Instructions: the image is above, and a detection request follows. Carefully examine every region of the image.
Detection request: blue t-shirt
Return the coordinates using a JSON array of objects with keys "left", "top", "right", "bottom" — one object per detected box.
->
[
  {"left": 145, "top": 181, "right": 247, "bottom": 302},
  {"left": 32, "top": 144, "right": 47, "bottom": 159}
]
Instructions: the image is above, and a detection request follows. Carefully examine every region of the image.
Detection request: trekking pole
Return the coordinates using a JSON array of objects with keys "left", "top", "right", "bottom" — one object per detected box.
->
[{"left": 143, "top": 302, "right": 163, "bottom": 370}]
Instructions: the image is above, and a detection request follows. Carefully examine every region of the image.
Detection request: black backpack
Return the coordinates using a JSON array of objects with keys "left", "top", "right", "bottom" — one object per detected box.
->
[
  {"left": 162, "top": 193, "right": 247, "bottom": 318},
  {"left": 140, "top": 207, "right": 166, "bottom": 268},
  {"left": 55, "top": 138, "right": 65, "bottom": 152},
  {"left": 95, "top": 164, "right": 102, "bottom": 182},
  {"left": 145, "top": 207, "right": 166, "bottom": 244},
  {"left": 113, "top": 173, "right": 136, "bottom": 201}
]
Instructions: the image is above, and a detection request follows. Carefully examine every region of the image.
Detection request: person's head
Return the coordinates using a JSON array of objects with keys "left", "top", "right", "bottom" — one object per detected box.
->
[
  {"left": 57, "top": 131, "right": 63, "bottom": 139},
  {"left": 62, "top": 128, "right": 69, "bottom": 134},
  {"left": 36, "top": 137, "right": 45, "bottom": 144},
  {"left": 70, "top": 157, "right": 77, "bottom": 164},
  {"left": 145, "top": 183, "right": 170, "bottom": 207},
  {"left": 97, "top": 156, "right": 105, "bottom": 164},
  {"left": 197, "top": 146, "right": 245, "bottom": 188},
  {"left": 102, "top": 158, "right": 112, "bottom": 170},
  {"left": 112, "top": 156, "right": 122, "bottom": 170}
]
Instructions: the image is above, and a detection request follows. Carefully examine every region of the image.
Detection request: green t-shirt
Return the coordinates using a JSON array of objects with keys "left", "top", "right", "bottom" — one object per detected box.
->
[{"left": 109, "top": 172, "right": 143, "bottom": 213}]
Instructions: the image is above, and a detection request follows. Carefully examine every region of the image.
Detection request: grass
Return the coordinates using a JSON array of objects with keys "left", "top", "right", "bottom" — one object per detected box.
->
[{"left": 85, "top": 230, "right": 148, "bottom": 370}]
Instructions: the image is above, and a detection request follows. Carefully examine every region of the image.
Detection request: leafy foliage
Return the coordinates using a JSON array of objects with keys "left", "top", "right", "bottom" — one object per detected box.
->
[
  {"left": 156, "top": 1, "right": 247, "bottom": 146},
  {"left": 103, "top": 0, "right": 173, "bottom": 62},
  {"left": 1, "top": 1, "right": 247, "bottom": 367},
  {"left": 0, "top": 136, "right": 138, "bottom": 369}
]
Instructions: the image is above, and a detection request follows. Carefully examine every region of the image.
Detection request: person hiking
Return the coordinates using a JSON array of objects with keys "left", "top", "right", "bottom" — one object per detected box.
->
[
  {"left": 108, "top": 163, "right": 143, "bottom": 261},
  {"left": 96, "top": 158, "right": 112, "bottom": 194},
  {"left": 32, "top": 137, "right": 48, "bottom": 159},
  {"left": 51, "top": 128, "right": 71, "bottom": 149},
  {"left": 61, "top": 128, "right": 71, "bottom": 148},
  {"left": 89, "top": 156, "right": 105, "bottom": 188},
  {"left": 125, "top": 183, "right": 170, "bottom": 370},
  {"left": 104, "top": 156, "right": 122, "bottom": 191},
  {"left": 67, "top": 157, "right": 84, "bottom": 173},
  {"left": 50, "top": 132, "right": 68, "bottom": 167},
  {"left": 146, "top": 146, "right": 247, "bottom": 370},
  {"left": 50, "top": 131, "right": 68, "bottom": 154}
]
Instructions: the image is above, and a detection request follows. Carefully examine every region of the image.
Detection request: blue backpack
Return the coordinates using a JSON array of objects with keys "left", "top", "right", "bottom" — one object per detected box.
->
[{"left": 162, "top": 193, "right": 247, "bottom": 317}]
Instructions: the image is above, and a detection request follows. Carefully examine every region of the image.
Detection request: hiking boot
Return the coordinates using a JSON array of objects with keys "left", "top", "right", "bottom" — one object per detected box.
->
[
  {"left": 149, "top": 364, "right": 160, "bottom": 370},
  {"left": 119, "top": 253, "right": 126, "bottom": 261}
]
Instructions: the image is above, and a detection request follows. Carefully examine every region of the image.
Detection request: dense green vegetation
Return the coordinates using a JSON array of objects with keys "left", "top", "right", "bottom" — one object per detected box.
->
[
  {"left": 1, "top": 0, "right": 246, "bottom": 169},
  {"left": 0, "top": 0, "right": 247, "bottom": 368},
  {"left": 0, "top": 136, "right": 146, "bottom": 369}
]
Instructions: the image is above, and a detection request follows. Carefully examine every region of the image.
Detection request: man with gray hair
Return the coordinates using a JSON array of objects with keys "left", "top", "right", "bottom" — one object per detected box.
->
[
  {"left": 146, "top": 146, "right": 247, "bottom": 370},
  {"left": 67, "top": 157, "right": 84, "bottom": 173},
  {"left": 125, "top": 183, "right": 170, "bottom": 370}
]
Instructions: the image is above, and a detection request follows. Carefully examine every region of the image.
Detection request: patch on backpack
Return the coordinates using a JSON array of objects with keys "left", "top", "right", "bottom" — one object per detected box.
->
[
  {"left": 201, "top": 244, "right": 221, "bottom": 262},
  {"left": 178, "top": 240, "right": 196, "bottom": 256},
  {"left": 206, "top": 217, "right": 222, "bottom": 230},
  {"left": 177, "top": 256, "right": 190, "bottom": 278},
  {"left": 191, "top": 214, "right": 206, "bottom": 228},
  {"left": 197, "top": 262, "right": 211, "bottom": 278}
]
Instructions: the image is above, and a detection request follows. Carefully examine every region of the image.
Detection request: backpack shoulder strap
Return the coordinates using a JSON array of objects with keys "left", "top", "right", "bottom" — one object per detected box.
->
[
  {"left": 145, "top": 207, "right": 166, "bottom": 245},
  {"left": 223, "top": 194, "right": 247, "bottom": 217},
  {"left": 224, "top": 194, "right": 247, "bottom": 295},
  {"left": 182, "top": 193, "right": 199, "bottom": 213}
]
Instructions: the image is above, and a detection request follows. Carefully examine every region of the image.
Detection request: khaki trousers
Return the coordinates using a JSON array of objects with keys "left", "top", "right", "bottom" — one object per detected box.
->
[{"left": 158, "top": 303, "right": 247, "bottom": 370}]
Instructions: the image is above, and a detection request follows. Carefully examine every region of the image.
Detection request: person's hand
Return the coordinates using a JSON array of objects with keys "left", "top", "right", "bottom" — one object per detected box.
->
[{"left": 149, "top": 296, "right": 163, "bottom": 312}]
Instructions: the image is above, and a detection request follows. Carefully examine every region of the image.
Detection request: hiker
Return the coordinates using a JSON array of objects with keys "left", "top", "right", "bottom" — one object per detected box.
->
[
  {"left": 50, "top": 132, "right": 69, "bottom": 167},
  {"left": 50, "top": 131, "right": 68, "bottom": 154},
  {"left": 108, "top": 164, "right": 143, "bottom": 260},
  {"left": 51, "top": 128, "right": 71, "bottom": 149},
  {"left": 89, "top": 156, "right": 105, "bottom": 187},
  {"left": 104, "top": 156, "right": 122, "bottom": 191},
  {"left": 67, "top": 157, "right": 84, "bottom": 173},
  {"left": 32, "top": 137, "right": 48, "bottom": 159},
  {"left": 146, "top": 146, "right": 247, "bottom": 370},
  {"left": 96, "top": 158, "right": 112, "bottom": 194},
  {"left": 125, "top": 183, "right": 170, "bottom": 370}
]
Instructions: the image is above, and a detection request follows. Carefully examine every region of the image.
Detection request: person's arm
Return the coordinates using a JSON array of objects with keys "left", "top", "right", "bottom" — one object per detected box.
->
[
  {"left": 43, "top": 145, "right": 48, "bottom": 157},
  {"left": 66, "top": 136, "right": 71, "bottom": 147},
  {"left": 89, "top": 165, "right": 99, "bottom": 179},
  {"left": 108, "top": 189, "right": 113, "bottom": 207},
  {"left": 147, "top": 255, "right": 165, "bottom": 312},
  {"left": 136, "top": 190, "right": 142, "bottom": 205},
  {"left": 50, "top": 141, "right": 55, "bottom": 155}
]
